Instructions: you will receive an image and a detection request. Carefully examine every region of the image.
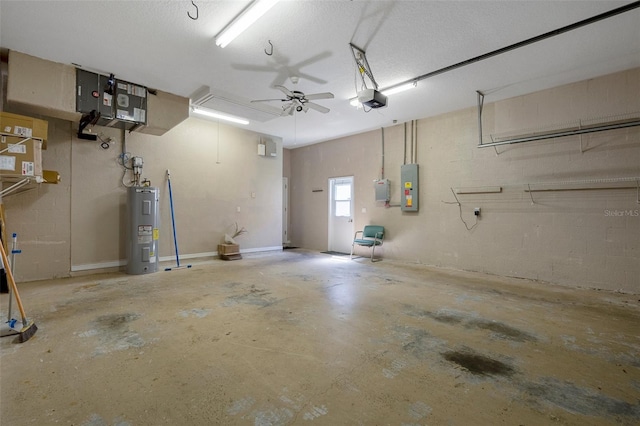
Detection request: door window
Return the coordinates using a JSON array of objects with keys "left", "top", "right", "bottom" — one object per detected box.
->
[{"left": 334, "top": 182, "right": 351, "bottom": 217}]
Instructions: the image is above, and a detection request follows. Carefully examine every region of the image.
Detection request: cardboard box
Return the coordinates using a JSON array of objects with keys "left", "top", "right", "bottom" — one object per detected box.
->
[
  {"left": 0, "top": 111, "right": 49, "bottom": 147},
  {"left": 218, "top": 244, "right": 242, "bottom": 260},
  {"left": 218, "top": 244, "right": 240, "bottom": 255},
  {"left": 0, "top": 135, "right": 42, "bottom": 177}
]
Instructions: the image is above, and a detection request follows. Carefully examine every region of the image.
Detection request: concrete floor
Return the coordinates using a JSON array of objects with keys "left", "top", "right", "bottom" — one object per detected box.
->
[{"left": 1, "top": 249, "right": 639, "bottom": 425}]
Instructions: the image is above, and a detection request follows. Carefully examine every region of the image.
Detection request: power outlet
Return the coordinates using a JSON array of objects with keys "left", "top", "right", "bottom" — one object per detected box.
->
[{"left": 474, "top": 207, "right": 481, "bottom": 216}]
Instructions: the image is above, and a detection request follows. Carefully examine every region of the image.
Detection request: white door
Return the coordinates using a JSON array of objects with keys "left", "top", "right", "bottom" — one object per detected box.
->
[{"left": 328, "top": 176, "right": 354, "bottom": 253}]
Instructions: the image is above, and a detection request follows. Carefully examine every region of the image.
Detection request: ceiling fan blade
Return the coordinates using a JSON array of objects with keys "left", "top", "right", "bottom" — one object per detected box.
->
[
  {"left": 295, "top": 71, "right": 328, "bottom": 85},
  {"left": 306, "top": 102, "right": 330, "bottom": 114},
  {"left": 274, "top": 85, "right": 294, "bottom": 97},
  {"left": 231, "top": 63, "right": 275, "bottom": 72},
  {"left": 250, "top": 98, "right": 287, "bottom": 103},
  {"left": 304, "top": 92, "right": 334, "bottom": 101}
]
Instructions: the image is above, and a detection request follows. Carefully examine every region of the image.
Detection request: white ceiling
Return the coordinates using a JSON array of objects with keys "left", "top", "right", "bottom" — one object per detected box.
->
[{"left": 1, "top": 1, "right": 639, "bottom": 148}]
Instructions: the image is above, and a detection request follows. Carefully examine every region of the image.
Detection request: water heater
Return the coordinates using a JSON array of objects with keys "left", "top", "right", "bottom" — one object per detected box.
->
[{"left": 126, "top": 186, "right": 159, "bottom": 274}]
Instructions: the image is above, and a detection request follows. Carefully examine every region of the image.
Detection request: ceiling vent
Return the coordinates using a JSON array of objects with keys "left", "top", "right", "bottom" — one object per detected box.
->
[
  {"left": 190, "top": 86, "right": 215, "bottom": 106},
  {"left": 190, "top": 86, "right": 282, "bottom": 123}
]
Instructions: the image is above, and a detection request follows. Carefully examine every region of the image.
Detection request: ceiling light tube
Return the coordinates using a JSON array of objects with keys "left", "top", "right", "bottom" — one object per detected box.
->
[
  {"left": 215, "top": 0, "right": 280, "bottom": 48},
  {"left": 349, "top": 81, "right": 417, "bottom": 107},
  {"left": 381, "top": 81, "right": 416, "bottom": 96},
  {"left": 192, "top": 107, "right": 249, "bottom": 125}
]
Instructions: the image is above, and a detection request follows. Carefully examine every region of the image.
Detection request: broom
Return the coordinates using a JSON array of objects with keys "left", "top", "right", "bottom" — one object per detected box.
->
[
  {"left": 164, "top": 169, "right": 191, "bottom": 271},
  {"left": 0, "top": 241, "right": 37, "bottom": 342},
  {"left": 5, "top": 233, "right": 21, "bottom": 329}
]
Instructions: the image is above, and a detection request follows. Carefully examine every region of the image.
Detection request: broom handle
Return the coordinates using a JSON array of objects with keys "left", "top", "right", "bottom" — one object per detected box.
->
[
  {"left": 7, "top": 233, "right": 16, "bottom": 322},
  {"left": 167, "top": 170, "right": 180, "bottom": 267},
  {"left": 0, "top": 241, "right": 27, "bottom": 324}
]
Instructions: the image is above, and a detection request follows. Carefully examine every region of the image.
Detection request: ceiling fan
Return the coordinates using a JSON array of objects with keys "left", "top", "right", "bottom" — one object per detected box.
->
[{"left": 251, "top": 85, "right": 334, "bottom": 116}]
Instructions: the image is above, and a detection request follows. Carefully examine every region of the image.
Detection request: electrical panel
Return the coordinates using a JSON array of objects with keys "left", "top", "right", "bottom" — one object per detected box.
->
[
  {"left": 401, "top": 164, "right": 419, "bottom": 212},
  {"left": 374, "top": 179, "right": 390, "bottom": 202},
  {"left": 76, "top": 69, "right": 147, "bottom": 131}
]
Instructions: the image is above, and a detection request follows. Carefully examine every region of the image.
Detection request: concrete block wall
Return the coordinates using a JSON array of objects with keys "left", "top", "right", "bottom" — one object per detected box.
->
[{"left": 289, "top": 68, "right": 640, "bottom": 293}]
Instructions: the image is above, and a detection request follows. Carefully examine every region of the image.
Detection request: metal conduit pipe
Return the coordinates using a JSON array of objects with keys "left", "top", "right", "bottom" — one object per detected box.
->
[
  {"left": 403, "top": 122, "right": 407, "bottom": 165},
  {"left": 414, "top": 120, "right": 418, "bottom": 163},
  {"left": 477, "top": 120, "right": 640, "bottom": 148},
  {"left": 381, "top": 127, "right": 385, "bottom": 179},
  {"left": 410, "top": 120, "right": 414, "bottom": 163},
  {"left": 477, "top": 91, "right": 484, "bottom": 147}
]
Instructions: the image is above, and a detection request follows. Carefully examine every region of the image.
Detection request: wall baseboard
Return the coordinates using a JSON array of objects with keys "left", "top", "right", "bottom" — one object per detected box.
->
[
  {"left": 240, "top": 246, "right": 283, "bottom": 254},
  {"left": 71, "top": 260, "right": 126, "bottom": 272},
  {"left": 70, "top": 246, "right": 284, "bottom": 272}
]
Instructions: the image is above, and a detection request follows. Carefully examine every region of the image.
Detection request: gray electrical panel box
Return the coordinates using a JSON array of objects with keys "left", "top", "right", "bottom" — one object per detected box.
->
[
  {"left": 401, "top": 164, "right": 419, "bottom": 212},
  {"left": 76, "top": 69, "right": 147, "bottom": 131},
  {"left": 374, "top": 179, "right": 390, "bottom": 202}
]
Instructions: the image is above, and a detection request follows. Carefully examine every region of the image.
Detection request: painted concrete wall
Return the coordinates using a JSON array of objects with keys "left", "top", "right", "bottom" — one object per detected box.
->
[
  {"left": 289, "top": 68, "right": 640, "bottom": 293},
  {"left": 2, "top": 108, "right": 283, "bottom": 281}
]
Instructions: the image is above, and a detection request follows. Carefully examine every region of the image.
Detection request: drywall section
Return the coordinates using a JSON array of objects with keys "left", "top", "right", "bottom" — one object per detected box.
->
[
  {"left": 69, "top": 117, "right": 283, "bottom": 272},
  {"left": 1, "top": 48, "right": 281, "bottom": 281},
  {"left": 1, "top": 114, "right": 72, "bottom": 281},
  {"left": 289, "top": 68, "right": 640, "bottom": 292},
  {"left": 1, "top": 110, "right": 282, "bottom": 280}
]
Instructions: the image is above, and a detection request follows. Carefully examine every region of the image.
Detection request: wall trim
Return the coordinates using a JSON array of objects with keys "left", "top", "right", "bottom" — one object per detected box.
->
[
  {"left": 240, "top": 246, "right": 283, "bottom": 254},
  {"left": 70, "top": 246, "right": 284, "bottom": 272},
  {"left": 159, "top": 251, "right": 217, "bottom": 263},
  {"left": 71, "top": 260, "right": 126, "bottom": 272}
]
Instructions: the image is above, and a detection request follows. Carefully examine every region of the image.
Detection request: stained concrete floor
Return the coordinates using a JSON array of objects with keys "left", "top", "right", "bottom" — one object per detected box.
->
[{"left": 1, "top": 249, "right": 639, "bottom": 425}]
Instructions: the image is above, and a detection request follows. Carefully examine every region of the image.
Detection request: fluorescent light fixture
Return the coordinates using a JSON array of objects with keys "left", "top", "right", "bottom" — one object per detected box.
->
[
  {"left": 382, "top": 82, "right": 416, "bottom": 96},
  {"left": 350, "top": 81, "right": 417, "bottom": 107},
  {"left": 215, "top": 0, "right": 280, "bottom": 48},
  {"left": 192, "top": 107, "right": 249, "bottom": 125}
]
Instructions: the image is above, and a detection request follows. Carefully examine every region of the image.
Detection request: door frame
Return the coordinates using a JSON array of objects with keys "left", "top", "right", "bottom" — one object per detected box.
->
[
  {"left": 327, "top": 176, "right": 354, "bottom": 253},
  {"left": 282, "top": 177, "right": 289, "bottom": 245}
]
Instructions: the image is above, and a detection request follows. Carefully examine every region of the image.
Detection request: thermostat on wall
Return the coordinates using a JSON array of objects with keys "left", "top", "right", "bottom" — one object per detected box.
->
[{"left": 258, "top": 138, "right": 277, "bottom": 157}]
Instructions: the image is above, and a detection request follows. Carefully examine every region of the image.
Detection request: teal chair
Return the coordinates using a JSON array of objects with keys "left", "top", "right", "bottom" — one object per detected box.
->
[{"left": 350, "top": 225, "right": 385, "bottom": 262}]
